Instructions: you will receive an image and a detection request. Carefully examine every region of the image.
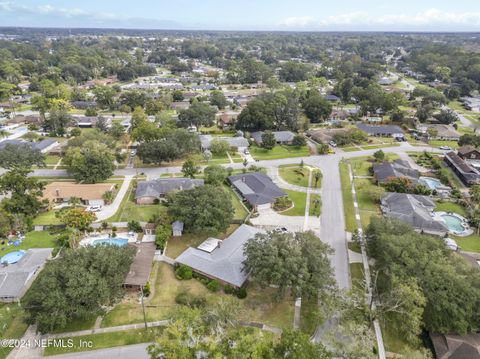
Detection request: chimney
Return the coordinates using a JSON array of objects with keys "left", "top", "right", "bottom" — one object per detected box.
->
[{"left": 55, "top": 189, "right": 60, "bottom": 197}]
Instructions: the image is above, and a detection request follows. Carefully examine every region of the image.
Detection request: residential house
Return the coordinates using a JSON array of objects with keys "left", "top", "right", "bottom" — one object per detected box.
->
[
  {"left": 135, "top": 178, "right": 204, "bottom": 204},
  {"left": 124, "top": 242, "right": 156, "bottom": 291},
  {"left": 373, "top": 160, "right": 420, "bottom": 184},
  {"left": 170, "top": 101, "right": 191, "bottom": 111},
  {"left": 42, "top": 182, "right": 115, "bottom": 206},
  {"left": 176, "top": 224, "right": 265, "bottom": 287},
  {"left": 75, "top": 116, "right": 111, "bottom": 128},
  {"left": 217, "top": 111, "right": 240, "bottom": 129},
  {"left": 458, "top": 145, "right": 480, "bottom": 162},
  {"left": 461, "top": 96, "right": 480, "bottom": 112},
  {"left": 71, "top": 100, "right": 97, "bottom": 110},
  {"left": 324, "top": 94, "right": 340, "bottom": 102},
  {"left": 444, "top": 151, "right": 480, "bottom": 186},
  {"left": 378, "top": 77, "right": 394, "bottom": 86},
  {"left": 417, "top": 124, "right": 460, "bottom": 141},
  {"left": 228, "top": 172, "right": 286, "bottom": 211},
  {"left": 251, "top": 131, "right": 295, "bottom": 146},
  {"left": 0, "top": 139, "right": 59, "bottom": 154},
  {"left": 0, "top": 248, "right": 53, "bottom": 302},
  {"left": 198, "top": 134, "right": 249, "bottom": 151},
  {"left": 357, "top": 124, "right": 404, "bottom": 138},
  {"left": 380, "top": 193, "right": 449, "bottom": 236},
  {"left": 430, "top": 333, "right": 480, "bottom": 359}
]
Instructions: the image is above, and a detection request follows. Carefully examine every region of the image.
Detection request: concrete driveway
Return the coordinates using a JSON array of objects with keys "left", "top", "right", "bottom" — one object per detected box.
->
[{"left": 95, "top": 175, "right": 133, "bottom": 222}]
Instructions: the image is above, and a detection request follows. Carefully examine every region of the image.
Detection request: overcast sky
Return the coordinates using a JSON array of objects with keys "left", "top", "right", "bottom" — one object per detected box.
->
[{"left": 1, "top": 0, "right": 480, "bottom": 31}]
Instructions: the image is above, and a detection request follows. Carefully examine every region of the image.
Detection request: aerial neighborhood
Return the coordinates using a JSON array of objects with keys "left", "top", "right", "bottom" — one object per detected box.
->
[{"left": 0, "top": 23, "right": 479, "bottom": 359}]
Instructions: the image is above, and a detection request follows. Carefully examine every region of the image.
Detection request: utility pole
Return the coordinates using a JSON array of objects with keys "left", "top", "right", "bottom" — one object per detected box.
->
[{"left": 140, "top": 285, "right": 147, "bottom": 329}]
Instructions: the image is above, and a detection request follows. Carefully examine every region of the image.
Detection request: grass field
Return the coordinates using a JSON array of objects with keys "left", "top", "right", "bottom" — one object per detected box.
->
[
  {"left": 454, "top": 234, "right": 480, "bottom": 253},
  {"left": 339, "top": 161, "right": 357, "bottom": 232},
  {"left": 0, "top": 303, "right": 28, "bottom": 359},
  {"left": 43, "top": 328, "right": 160, "bottom": 356},
  {"left": 32, "top": 210, "right": 63, "bottom": 225},
  {"left": 224, "top": 185, "right": 249, "bottom": 221},
  {"left": 0, "top": 231, "right": 58, "bottom": 256},
  {"left": 101, "top": 263, "right": 295, "bottom": 331},
  {"left": 250, "top": 145, "right": 309, "bottom": 161},
  {"left": 281, "top": 189, "right": 307, "bottom": 216},
  {"left": 278, "top": 165, "right": 310, "bottom": 188},
  {"left": 309, "top": 193, "right": 322, "bottom": 217},
  {"left": 428, "top": 140, "right": 459, "bottom": 149},
  {"left": 434, "top": 201, "right": 467, "bottom": 217},
  {"left": 349, "top": 263, "right": 364, "bottom": 290}
]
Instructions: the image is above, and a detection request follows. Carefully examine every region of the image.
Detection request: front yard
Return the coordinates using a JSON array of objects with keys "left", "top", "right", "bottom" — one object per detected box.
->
[
  {"left": 250, "top": 145, "right": 310, "bottom": 161},
  {"left": 278, "top": 165, "right": 311, "bottom": 188},
  {"left": 281, "top": 189, "right": 307, "bottom": 216}
]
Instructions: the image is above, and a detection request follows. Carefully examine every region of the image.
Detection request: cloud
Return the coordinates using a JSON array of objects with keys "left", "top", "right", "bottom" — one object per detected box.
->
[{"left": 280, "top": 8, "right": 480, "bottom": 29}]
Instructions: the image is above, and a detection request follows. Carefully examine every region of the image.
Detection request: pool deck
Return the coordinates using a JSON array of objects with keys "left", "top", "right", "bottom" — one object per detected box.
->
[
  {"left": 433, "top": 211, "right": 473, "bottom": 237},
  {"left": 80, "top": 232, "right": 138, "bottom": 247}
]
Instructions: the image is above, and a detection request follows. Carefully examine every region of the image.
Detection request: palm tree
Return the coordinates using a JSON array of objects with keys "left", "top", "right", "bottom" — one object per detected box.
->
[{"left": 68, "top": 196, "right": 81, "bottom": 208}]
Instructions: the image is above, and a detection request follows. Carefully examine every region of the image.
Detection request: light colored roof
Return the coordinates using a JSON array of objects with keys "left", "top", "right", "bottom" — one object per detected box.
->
[
  {"left": 197, "top": 238, "right": 221, "bottom": 253},
  {"left": 176, "top": 224, "right": 265, "bottom": 287},
  {"left": 251, "top": 131, "right": 295, "bottom": 145},
  {"left": 381, "top": 193, "right": 448, "bottom": 234},
  {"left": 172, "top": 221, "right": 184, "bottom": 231},
  {"left": 43, "top": 182, "right": 115, "bottom": 202},
  {"left": 0, "top": 248, "right": 52, "bottom": 300},
  {"left": 198, "top": 135, "right": 249, "bottom": 149}
]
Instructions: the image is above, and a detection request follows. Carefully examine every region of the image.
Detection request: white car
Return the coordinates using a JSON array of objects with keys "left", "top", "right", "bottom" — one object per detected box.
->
[
  {"left": 329, "top": 141, "right": 337, "bottom": 147},
  {"left": 244, "top": 149, "right": 250, "bottom": 155},
  {"left": 87, "top": 205, "right": 102, "bottom": 212},
  {"left": 439, "top": 146, "right": 452, "bottom": 151},
  {"left": 130, "top": 150, "right": 136, "bottom": 156}
]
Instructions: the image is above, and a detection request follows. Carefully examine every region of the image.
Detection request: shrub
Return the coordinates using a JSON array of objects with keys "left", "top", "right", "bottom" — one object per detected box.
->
[
  {"left": 142, "top": 282, "right": 151, "bottom": 297},
  {"left": 224, "top": 285, "right": 235, "bottom": 294},
  {"left": 175, "top": 264, "right": 193, "bottom": 280},
  {"left": 207, "top": 280, "right": 220, "bottom": 292},
  {"left": 127, "top": 220, "right": 142, "bottom": 233},
  {"left": 175, "top": 290, "right": 207, "bottom": 308},
  {"left": 175, "top": 290, "right": 190, "bottom": 305},
  {"left": 235, "top": 287, "right": 247, "bottom": 299}
]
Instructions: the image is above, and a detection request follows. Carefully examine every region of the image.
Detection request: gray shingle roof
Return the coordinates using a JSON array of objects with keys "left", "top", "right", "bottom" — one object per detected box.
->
[
  {"left": 357, "top": 124, "right": 404, "bottom": 136},
  {"left": 373, "top": 160, "right": 420, "bottom": 184},
  {"left": 381, "top": 193, "right": 448, "bottom": 234},
  {"left": 135, "top": 178, "right": 204, "bottom": 199},
  {"left": 251, "top": 131, "right": 295, "bottom": 145},
  {"left": 198, "top": 135, "right": 249, "bottom": 149},
  {"left": 0, "top": 139, "right": 57, "bottom": 152},
  {"left": 0, "top": 248, "right": 52, "bottom": 300},
  {"left": 228, "top": 172, "right": 286, "bottom": 205},
  {"left": 175, "top": 224, "right": 265, "bottom": 287}
]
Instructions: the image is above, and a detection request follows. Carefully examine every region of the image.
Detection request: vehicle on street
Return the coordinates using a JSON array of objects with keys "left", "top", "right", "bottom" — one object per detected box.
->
[{"left": 329, "top": 141, "right": 337, "bottom": 147}]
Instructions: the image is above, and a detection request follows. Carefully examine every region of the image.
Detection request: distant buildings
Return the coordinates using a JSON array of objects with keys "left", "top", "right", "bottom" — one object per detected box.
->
[
  {"left": 357, "top": 124, "right": 404, "bottom": 138},
  {"left": 444, "top": 150, "right": 480, "bottom": 187},
  {"left": 461, "top": 96, "right": 480, "bottom": 112}
]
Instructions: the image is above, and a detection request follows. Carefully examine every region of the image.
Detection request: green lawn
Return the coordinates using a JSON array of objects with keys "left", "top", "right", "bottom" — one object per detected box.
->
[
  {"left": 281, "top": 189, "right": 307, "bottom": 216},
  {"left": 350, "top": 263, "right": 364, "bottom": 290},
  {"left": 102, "top": 263, "right": 294, "bottom": 331},
  {"left": 224, "top": 185, "right": 249, "bottom": 221},
  {"left": 309, "top": 193, "right": 322, "bottom": 217},
  {"left": 279, "top": 165, "right": 310, "bottom": 187},
  {"left": 300, "top": 297, "right": 319, "bottom": 335},
  {"left": 107, "top": 181, "right": 165, "bottom": 223},
  {"left": 0, "top": 303, "right": 28, "bottom": 359},
  {"left": 428, "top": 140, "right": 459, "bottom": 149},
  {"left": 45, "top": 155, "right": 62, "bottom": 165},
  {"left": 32, "top": 210, "right": 63, "bottom": 225},
  {"left": 434, "top": 201, "right": 467, "bottom": 217},
  {"left": 454, "top": 234, "right": 480, "bottom": 253},
  {"left": 250, "top": 145, "right": 310, "bottom": 160},
  {"left": 339, "top": 161, "right": 357, "bottom": 232},
  {"left": 43, "top": 328, "right": 160, "bottom": 356},
  {"left": 0, "top": 231, "right": 58, "bottom": 256}
]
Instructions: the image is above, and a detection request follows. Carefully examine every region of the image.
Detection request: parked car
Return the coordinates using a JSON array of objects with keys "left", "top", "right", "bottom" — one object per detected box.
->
[
  {"left": 87, "top": 205, "right": 102, "bottom": 212},
  {"left": 439, "top": 145, "right": 452, "bottom": 151},
  {"left": 244, "top": 149, "right": 250, "bottom": 155},
  {"left": 329, "top": 141, "right": 337, "bottom": 147}
]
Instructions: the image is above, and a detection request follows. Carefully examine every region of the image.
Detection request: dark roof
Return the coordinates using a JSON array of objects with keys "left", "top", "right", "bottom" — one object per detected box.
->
[
  {"left": 124, "top": 243, "right": 156, "bottom": 287},
  {"left": 445, "top": 152, "right": 479, "bottom": 174},
  {"left": 430, "top": 333, "right": 480, "bottom": 359},
  {"left": 135, "top": 178, "right": 204, "bottom": 199},
  {"left": 0, "top": 139, "right": 57, "bottom": 152},
  {"left": 228, "top": 172, "right": 285, "bottom": 205},
  {"left": 458, "top": 145, "right": 480, "bottom": 156},
  {"left": 373, "top": 160, "right": 419, "bottom": 183},
  {"left": 324, "top": 94, "right": 340, "bottom": 101},
  {"left": 357, "top": 124, "right": 404, "bottom": 135}
]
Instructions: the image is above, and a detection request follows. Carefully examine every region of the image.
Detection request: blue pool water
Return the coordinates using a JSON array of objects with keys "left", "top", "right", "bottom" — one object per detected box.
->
[
  {"left": 92, "top": 238, "right": 129, "bottom": 247},
  {"left": 419, "top": 177, "right": 442, "bottom": 190},
  {"left": 441, "top": 215, "right": 466, "bottom": 233},
  {"left": 0, "top": 250, "right": 25, "bottom": 264}
]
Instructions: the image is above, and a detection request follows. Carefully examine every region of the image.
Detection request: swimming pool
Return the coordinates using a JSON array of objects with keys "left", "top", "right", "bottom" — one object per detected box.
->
[
  {"left": 419, "top": 177, "right": 442, "bottom": 190},
  {"left": 92, "top": 238, "right": 129, "bottom": 247},
  {"left": 0, "top": 250, "right": 25, "bottom": 264},
  {"left": 441, "top": 215, "right": 467, "bottom": 234}
]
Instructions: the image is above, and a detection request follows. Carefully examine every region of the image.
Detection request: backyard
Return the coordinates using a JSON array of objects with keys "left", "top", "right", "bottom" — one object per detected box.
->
[
  {"left": 0, "top": 231, "right": 58, "bottom": 256},
  {"left": 278, "top": 165, "right": 315, "bottom": 188},
  {"left": 101, "top": 262, "right": 295, "bottom": 331}
]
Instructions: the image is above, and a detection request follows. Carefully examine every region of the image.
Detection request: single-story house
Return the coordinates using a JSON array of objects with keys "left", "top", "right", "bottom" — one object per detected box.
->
[
  {"left": 251, "top": 131, "right": 295, "bottom": 146},
  {"left": 228, "top": 172, "right": 286, "bottom": 211},
  {"left": 458, "top": 145, "right": 480, "bottom": 161},
  {"left": 198, "top": 134, "right": 249, "bottom": 151},
  {"left": 461, "top": 96, "right": 480, "bottom": 112},
  {"left": 357, "top": 124, "right": 404, "bottom": 138},
  {"left": 172, "top": 221, "right": 184, "bottom": 237},
  {"left": 373, "top": 160, "right": 420, "bottom": 184},
  {"left": 71, "top": 100, "right": 97, "bottom": 109},
  {"left": 0, "top": 248, "right": 53, "bottom": 302},
  {"left": 75, "top": 116, "right": 111, "bottom": 128},
  {"left": 324, "top": 94, "right": 340, "bottom": 102},
  {"left": 170, "top": 101, "right": 191, "bottom": 111},
  {"left": 430, "top": 332, "right": 480, "bottom": 359},
  {"left": 307, "top": 128, "right": 350, "bottom": 144},
  {"left": 135, "top": 178, "right": 204, "bottom": 204},
  {"left": 42, "top": 182, "right": 115, "bottom": 206},
  {"left": 0, "top": 139, "right": 59, "bottom": 154},
  {"left": 124, "top": 242, "right": 156, "bottom": 291},
  {"left": 176, "top": 224, "right": 265, "bottom": 287},
  {"left": 380, "top": 193, "right": 448, "bottom": 236},
  {"left": 444, "top": 151, "right": 480, "bottom": 186},
  {"left": 217, "top": 111, "right": 240, "bottom": 129},
  {"left": 417, "top": 124, "right": 460, "bottom": 141},
  {"left": 378, "top": 77, "right": 394, "bottom": 86}
]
